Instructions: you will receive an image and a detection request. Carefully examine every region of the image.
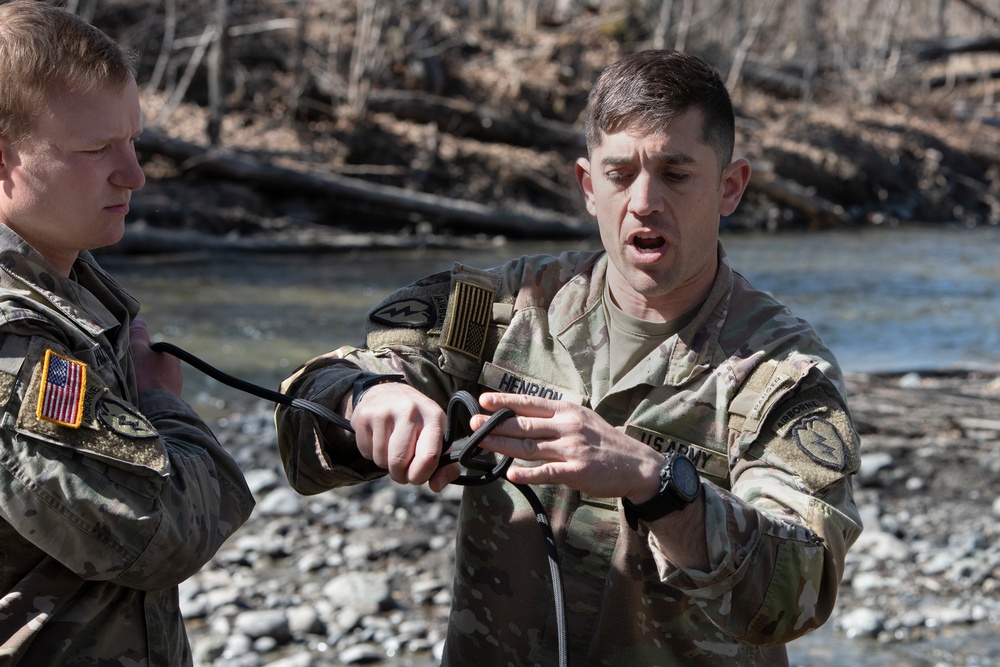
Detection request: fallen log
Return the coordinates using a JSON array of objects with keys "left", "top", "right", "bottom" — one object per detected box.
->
[
  {"left": 907, "top": 35, "right": 1000, "bottom": 62},
  {"left": 365, "top": 90, "right": 587, "bottom": 150},
  {"left": 747, "top": 167, "right": 854, "bottom": 227},
  {"left": 135, "top": 131, "right": 596, "bottom": 240},
  {"left": 106, "top": 220, "right": 506, "bottom": 255}
]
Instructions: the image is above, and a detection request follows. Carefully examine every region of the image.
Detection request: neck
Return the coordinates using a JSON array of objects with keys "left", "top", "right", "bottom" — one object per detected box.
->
[{"left": 608, "top": 256, "right": 717, "bottom": 323}]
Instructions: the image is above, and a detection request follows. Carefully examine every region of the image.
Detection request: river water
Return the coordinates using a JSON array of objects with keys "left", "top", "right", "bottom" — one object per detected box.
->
[
  {"left": 99, "top": 224, "right": 1000, "bottom": 666},
  {"left": 100, "top": 224, "right": 1000, "bottom": 398}
]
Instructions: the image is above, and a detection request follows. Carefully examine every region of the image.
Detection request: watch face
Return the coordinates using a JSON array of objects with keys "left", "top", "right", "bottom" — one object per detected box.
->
[{"left": 671, "top": 455, "right": 702, "bottom": 500}]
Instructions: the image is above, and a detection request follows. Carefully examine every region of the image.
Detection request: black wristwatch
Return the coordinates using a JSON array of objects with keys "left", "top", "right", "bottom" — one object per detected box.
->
[
  {"left": 351, "top": 372, "right": 407, "bottom": 409},
  {"left": 622, "top": 451, "right": 702, "bottom": 530}
]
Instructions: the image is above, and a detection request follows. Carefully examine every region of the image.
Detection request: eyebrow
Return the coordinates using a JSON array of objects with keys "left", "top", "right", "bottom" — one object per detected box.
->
[{"left": 599, "top": 151, "right": 697, "bottom": 169}]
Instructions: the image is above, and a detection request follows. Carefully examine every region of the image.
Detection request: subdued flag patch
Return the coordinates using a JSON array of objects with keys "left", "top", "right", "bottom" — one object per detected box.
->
[
  {"left": 37, "top": 349, "right": 87, "bottom": 428},
  {"left": 442, "top": 281, "right": 493, "bottom": 360}
]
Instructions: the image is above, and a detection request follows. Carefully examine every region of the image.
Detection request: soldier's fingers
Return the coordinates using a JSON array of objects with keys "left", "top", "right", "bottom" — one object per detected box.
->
[
  {"left": 385, "top": 424, "right": 419, "bottom": 484},
  {"left": 480, "top": 433, "right": 554, "bottom": 461},
  {"left": 129, "top": 318, "right": 150, "bottom": 343},
  {"left": 478, "top": 392, "right": 559, "bottom": 417},
  {"left": 504, "top": 461, "right": 572, "bottom": 486},
  {"left": 408, "top": 421, "right": 445, "bottom": 485}
]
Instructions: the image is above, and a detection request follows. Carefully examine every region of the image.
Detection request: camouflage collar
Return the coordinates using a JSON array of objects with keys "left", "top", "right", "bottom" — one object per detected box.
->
[
  {"left": 0, "top": 225, "right": 139, "bottom": 337},
  {"left": 550, "top": 244, "right": 733, "bottom": 389}
]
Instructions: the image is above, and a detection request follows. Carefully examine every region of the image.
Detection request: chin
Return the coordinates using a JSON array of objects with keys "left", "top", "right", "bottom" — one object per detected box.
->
[
  {"left": 91, "top": 225, "right": 127, "bottom": 251},
  {"left": 628, "top": 267, "right": 679, "bottom": 296}
]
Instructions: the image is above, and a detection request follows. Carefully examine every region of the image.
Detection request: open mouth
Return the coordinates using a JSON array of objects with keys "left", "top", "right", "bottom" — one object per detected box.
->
[{"left": 632, "top": 234, "right": 666, "bottom": 251}]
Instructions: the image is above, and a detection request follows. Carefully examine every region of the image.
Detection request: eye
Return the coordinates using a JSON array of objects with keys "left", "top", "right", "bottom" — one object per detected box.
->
[
  {"left": 605, "top": 169, "right": 634, "bottom": 188},
  {"left": 83, "top": 145, "right": 110, "bottom": 155},
  {"left": 664, "top": 170, "right": 690, "bottom": 184}
]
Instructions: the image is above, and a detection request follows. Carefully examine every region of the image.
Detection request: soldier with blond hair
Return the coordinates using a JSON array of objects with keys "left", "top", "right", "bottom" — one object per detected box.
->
[{"left": 0, "top": 2, "right": 254, "bottom": 663}]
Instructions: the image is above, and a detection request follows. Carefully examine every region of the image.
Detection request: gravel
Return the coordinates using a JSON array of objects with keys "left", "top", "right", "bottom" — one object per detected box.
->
[{"left": 182, "top": 371, "right": 1000, "bottom": 666}]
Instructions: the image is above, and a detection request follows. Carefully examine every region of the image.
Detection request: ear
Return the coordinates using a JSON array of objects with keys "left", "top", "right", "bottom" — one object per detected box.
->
[
  {"left": 0, "top": 133, "right": 14, "bottom": 181},
  {"left": 718, "top": 158, "right": 751, "bottom": 217},
  {"left": 575, "top": 157, "right": 598, "bottom": 217}
]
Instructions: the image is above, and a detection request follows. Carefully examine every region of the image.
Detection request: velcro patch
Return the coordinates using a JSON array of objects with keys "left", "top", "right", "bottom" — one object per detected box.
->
[
  {"left": 756, "top": 399, "right": 860, "bottom": 492},
  {"left": 0, "top": 371, "right": 15, "bottom": 408},
  {"left": 98, "top": 396, "right": 158, "bottom": 439},
  {"left": 442, "top": 280, "right": 494, "bottom": 361},
  {"left": 370, "top": 298, "right": 436, "bottom": 329},
  {"left": 19, "top": 351, "right": 167, "bottom": 473},
  {"left": 36, "top": 350, "right": 87, "bottom": 428}
]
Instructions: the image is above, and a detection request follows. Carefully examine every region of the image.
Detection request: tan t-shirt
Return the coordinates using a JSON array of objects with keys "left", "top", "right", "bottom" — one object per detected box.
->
[{"left": 600, "top": 281, "right": 698, "bottom": 399}]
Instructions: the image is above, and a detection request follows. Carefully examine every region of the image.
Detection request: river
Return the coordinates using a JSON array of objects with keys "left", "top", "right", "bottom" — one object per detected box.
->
[
  {"left": 99, "top": 224, "right": 1000, "bottom": 666},
  {"left": 100, "top": 224, "right": 1000, "bottom": 400}
]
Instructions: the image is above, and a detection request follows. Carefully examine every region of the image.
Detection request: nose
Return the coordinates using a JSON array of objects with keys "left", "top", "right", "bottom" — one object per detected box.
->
[
  {"left": 628, "top": 171, "right": 663, "bottom": 217},
  {"left": 112, "top": 145, "right": 146, "bottom": 191}
]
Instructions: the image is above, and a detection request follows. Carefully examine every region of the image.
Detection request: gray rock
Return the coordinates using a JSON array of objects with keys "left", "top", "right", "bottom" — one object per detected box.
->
[
  {"left": 326, "top": 569, "right": 392, "bottom": 615},
  {"left": 339, "top": 642, "right": 386, "bottom": 664},
  {"left": 233, "top": 609, "right": 292, "bottom": 642},
  {"left": 287, "top": 604, "right": 325, "bottom": 636},
  {"left": 837, "top": 607, "right": 886, "bottom": 638},
  {"left": 256, "top": 487, "right": 304, "bottom": 516}
]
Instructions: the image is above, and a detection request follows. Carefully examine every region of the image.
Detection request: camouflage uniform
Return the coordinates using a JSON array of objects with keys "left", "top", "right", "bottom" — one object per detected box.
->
[
  {"left": 276, "top": 245, "right": 863, "bottom": 667},
  {"left": 0, "top": 226, "right": 255, "bottom": 665}
]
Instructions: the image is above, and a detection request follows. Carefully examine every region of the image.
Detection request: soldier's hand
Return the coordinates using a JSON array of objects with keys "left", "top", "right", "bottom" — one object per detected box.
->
[
  {"left": 130, "top": 318, "right": 184, "bottom": 396},
  {"left": 473, "top": 392, "right": 664, "bottom": 501},
  {"left": 351, "top": 383, "right": 456, "bottom": 490}
]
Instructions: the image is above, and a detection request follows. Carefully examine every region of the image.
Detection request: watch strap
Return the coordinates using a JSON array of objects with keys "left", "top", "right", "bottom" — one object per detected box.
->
[
  {"left": 622, "top": 451, "right": 700, "bottom": 530},
  {"left": 351, "top": 372, "right": 407, "bottom": 409},
  {"left": 622, "top": 487, "right": 688, "bottom": 531}
]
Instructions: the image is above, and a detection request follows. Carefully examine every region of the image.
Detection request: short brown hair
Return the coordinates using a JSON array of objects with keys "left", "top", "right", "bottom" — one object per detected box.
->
[
  {"left": 0, "top": 0, "right": 136, "bottom": 142},
  {"left": 583, "top": 50, "right": 735, "bottom": 169}
]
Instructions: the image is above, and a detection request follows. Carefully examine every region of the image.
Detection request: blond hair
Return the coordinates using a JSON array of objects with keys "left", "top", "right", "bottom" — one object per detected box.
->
[{"left": 0, "top": 0, "right": 135, "bottom": 142}]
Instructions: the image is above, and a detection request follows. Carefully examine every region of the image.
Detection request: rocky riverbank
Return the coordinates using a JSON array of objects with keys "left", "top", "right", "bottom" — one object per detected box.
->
[{"left": 181, "top": 369, "right": 1000, "bottom": 667}]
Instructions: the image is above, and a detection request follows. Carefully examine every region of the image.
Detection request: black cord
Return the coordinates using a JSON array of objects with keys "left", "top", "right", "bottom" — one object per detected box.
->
[
  {"left": 150, "top": 341, "right": 569, "bottom": 667},
  {"left": 150, "top": 342, "right": 349, "bottom": 429}
]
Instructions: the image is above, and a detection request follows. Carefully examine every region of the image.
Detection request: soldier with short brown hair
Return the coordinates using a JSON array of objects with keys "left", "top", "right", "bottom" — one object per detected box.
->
[{"left": 277, "top": 49, "right": 862, "bottom": 666}]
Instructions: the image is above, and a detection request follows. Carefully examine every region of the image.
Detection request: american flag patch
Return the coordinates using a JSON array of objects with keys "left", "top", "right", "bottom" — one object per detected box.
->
[
  {"left": 37, "top": 350, "right": 87, "bottom": 428},
  {"left": 442, "top": 281, "right": 493, "bottom": 360}
]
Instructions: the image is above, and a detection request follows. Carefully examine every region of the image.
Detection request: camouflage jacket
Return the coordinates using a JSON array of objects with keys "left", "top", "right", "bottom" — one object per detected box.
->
[
  {"left": 276, "top": 246, "right": 863, "bottom": 667},
  {"left": 0, "top": 227, "right": 254, "bottom": 666}
]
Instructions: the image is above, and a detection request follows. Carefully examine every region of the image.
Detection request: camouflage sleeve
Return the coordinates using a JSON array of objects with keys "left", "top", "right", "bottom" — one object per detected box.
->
[
  {"left": 275, "top": 344, "right": 462, "bottom": 495},
  {"left": 645, "top": 376, "right": 863, "bottom": 646},
  {"left": 131, "top": 388, "right": 256, "bottom": 585},
  {"left": 276, "top": 265, "right": 483, "bottom": 495},
  {"left": 0, "top": 342, "right": 255, "bottom": 591}
]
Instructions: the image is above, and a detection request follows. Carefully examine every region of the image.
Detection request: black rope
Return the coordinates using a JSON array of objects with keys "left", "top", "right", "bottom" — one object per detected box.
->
[{"left": 150, "top": 341, "right": 569, "bottom": 667}]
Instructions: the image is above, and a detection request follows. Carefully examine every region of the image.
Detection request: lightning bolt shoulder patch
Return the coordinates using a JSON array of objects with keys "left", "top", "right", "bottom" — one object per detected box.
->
[
  {"left": 370, "top": 298, "right": 436, "bottom": 329},
  {"left": 793, "top": 417, "right": 847, "bottom": 470},
  {"left": 750, "top": 386, "right": 861, "bottom": 492}
]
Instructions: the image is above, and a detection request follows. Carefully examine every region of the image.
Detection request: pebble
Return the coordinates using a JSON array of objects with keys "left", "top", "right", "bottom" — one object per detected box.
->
[{"left": 184, "top": 379, "right": 1000, "bottom": 666}]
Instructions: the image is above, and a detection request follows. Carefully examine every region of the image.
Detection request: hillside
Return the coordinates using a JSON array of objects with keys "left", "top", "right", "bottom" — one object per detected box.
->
[{"left": 87, "top": 0, "right": 1000, "bottom": 247}]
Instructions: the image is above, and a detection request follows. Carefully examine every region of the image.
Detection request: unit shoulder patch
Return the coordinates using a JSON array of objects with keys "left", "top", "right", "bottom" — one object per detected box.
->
[
  {"left": 98, "top": 396, "right": 158, "bottom": 439},
  {"left": 793, "top": 416, "right": 847, "bottom": 471},
  {"left": 18, "top": 347, "right": 167, "bottom": 473},
  {"left": 370, "top": 298, "right": 437, "bottom": 329},
  {"left": 755, "top": 389, "right": 860, "bottom": 491}
]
